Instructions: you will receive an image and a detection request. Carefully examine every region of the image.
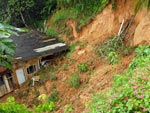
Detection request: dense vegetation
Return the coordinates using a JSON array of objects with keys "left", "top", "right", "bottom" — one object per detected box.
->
[
  {"left": 0, "top": 23, "right": 27, "bottom": 69},
  {"left": 89, "top": 46, "right": 150, "bottom": 112}
]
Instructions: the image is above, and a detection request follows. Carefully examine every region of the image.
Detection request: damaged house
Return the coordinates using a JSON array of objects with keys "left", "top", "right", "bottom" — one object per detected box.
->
[{"left": 0, "top": 31, "right": 68, "bottom": 97}]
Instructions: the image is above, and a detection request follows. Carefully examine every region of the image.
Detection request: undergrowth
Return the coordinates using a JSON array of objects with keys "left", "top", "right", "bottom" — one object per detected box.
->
[
  {"left": 78, "top": 63, "right": 88, "bottom": 72},
  {"left": 68, "top": 73, "right": 80, "bottom": 89},
  {"left": 97, "top": 35, "right": 134, "bottom": 64},
  {"left": 47, "top": 0, "right": 109, "bottom": 35},
  {"left": 88, "top": 46, "right": 150, "bottom": 113}
]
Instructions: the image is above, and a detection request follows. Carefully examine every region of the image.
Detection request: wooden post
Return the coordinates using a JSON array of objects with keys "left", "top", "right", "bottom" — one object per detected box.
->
[{"left": 3, "top": 75, "right": 11, "bottom": 92}]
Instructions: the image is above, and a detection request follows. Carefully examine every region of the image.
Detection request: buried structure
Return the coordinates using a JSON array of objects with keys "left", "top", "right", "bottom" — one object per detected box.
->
[{"left": 0, "top": 31, "right": 68, "bottom": 97}]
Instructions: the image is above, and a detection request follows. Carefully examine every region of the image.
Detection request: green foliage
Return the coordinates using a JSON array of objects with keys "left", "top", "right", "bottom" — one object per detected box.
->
[
  {"left": 52, "top": 8, "right": 78, "bottom": 23},
  {"left": 45, "top": 28, "right": 58, "bottom": 37},
  {"left": 1, "top": 0, "right": 34, "bottom": 25},
  {"left": 0, "top": 97, "right": 31, "bottom": 113},
  {"left": 50, "top": 0, "right": 109, "bottom": 34},
  {"left": 63, "top": 104, "right": 74, "bottom": 113},
  {"left": 108, "top": 51, "right": 120, "bottom": 64},
  {"left": 63, "top": 63, "right": 68, "bottom": 70},
  {"left": 41, "top": 0, "right": 57, "bottom": 18},
  {"left": 67, "top": 43, "right": 78, "bottom": 58},
  {"left": 48, "top": 90, "right": 59, "bottom": 102},
  {"left": 98, "top": 35, "right": 123, "bottom": 57},
  {"left": 0, "top": 95, "right": 55, "bottom": 113},
  {"left": 35, "top": 94, "right": 55, "bottom": 113},
  {"left": 35, "top": 101, "right": 55, "bottom": 113},
  {"left": 0, "top": 23, "right": 27, "bottom": 69},
  {"left": 111, "top": 0, "right": 117, "bottom": 9},
  {"left": 68, "top": 73, "right": 80, "bottom": 89},
  {"left": 88, "top": 45, "right": 150, "bottom": 113},
  {"left": 97, "top": 35, "right": 125, "bottom": 64},
  {"left": 78, "top": 63, "right": 88, "bottom": 72},
  {"left": 50, "top": 72, "right": 57, "bottom": 80},
  {"left": 135, "top": 0, "right": 150, "bottom": 14}
]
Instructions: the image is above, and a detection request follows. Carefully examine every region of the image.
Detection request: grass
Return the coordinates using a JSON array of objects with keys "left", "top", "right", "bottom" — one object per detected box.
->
[
  {"left": 67, "top": 43, "right": 78, "bottom": 58},
  {"left": 45, "top": 28, "right": 57, "bottom": 37},
  {"left": 48, "top": 0, "right": 109, "bottom": 35},
  {"left": 78, "top": 63, "right": 88, "bottom": 72},
  {"left": 48, "top": 90, "right": 59, "bottom": 102},
  {"left": 68, "top": 73, "right": 80, "bottom": 89}
]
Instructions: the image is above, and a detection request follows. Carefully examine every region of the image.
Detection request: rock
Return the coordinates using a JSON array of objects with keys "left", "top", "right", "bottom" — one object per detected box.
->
[
  {"left": 133, "top": 15, "right": 150, "bottom": 45},
  {"left": 78, "top": 50, "right": 85, "bottom": 55}
]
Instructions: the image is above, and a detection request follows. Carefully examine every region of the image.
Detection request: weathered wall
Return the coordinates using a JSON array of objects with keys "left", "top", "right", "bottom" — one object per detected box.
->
[{"left": 12, "top": 58, "right": 40, "bottom": 87}]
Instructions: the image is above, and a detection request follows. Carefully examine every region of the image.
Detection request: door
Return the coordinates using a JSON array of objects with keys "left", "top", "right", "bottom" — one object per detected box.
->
[{"left": 16, "top": 68, "right": 26, "bottom": 85}]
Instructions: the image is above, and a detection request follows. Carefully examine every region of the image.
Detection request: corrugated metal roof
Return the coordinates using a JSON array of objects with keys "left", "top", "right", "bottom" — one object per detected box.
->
[{"left": 11, "top": 31, "right": 68, "bottom": 61}]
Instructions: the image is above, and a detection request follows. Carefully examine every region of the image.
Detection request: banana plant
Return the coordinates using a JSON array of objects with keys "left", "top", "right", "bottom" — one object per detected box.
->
[{"left": 0, "top": 23, "right": 27, "bottom": 69}]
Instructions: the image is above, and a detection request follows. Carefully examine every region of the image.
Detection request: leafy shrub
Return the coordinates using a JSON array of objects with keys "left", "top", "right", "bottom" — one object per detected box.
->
[
  {"left": 0, "top": 95, "right": 55, "bottom": 113},
  {"left": 48, "top": 90, "right": 59, "bottom": 102},
  {"left": 88, "top": 46, "right": 150, "bottom": 113},
  {"left": 108, "top": 51, "right": 120, "bottom": 64},
  {"left": 68, "top": 73, "right": 80, "bottom": 89},
  {"left": 64, "top": 104, "right": 74, "bottom": 113},
  {"left": 78, "top": 63, "right": 88, "bottom": 72},
  {"left": 35, "top": 101, "right": 55, "bottom": 113},
  {"left": 45, "top": 28, "right": 57, "bottom": 37},
  {"left": 98, "top": 35, "right": 123, "bottom": 57},
  {"left": 0, "top": 97, "right": 31, "bottom": 113},
  {"left": 97, "top": 35, "right": 128, "bottom": 64},
  {"left": 50, "top": 72, "right": 57, "bottom": 80}
]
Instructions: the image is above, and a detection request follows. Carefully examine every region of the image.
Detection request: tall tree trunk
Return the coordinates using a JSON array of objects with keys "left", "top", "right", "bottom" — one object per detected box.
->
[{"left": 20, "top": 12, "right": 28, "bottom": 27}]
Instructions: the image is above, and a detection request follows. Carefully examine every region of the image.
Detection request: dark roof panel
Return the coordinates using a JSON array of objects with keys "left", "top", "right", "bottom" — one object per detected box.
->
[{"left": 11, "top": 31, "right": 68, "bottom": 61}]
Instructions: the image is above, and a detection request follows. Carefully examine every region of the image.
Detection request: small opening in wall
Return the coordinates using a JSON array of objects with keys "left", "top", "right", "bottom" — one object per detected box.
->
[{"left": 27, "top": 65, "right": 37, "bottom": 74}]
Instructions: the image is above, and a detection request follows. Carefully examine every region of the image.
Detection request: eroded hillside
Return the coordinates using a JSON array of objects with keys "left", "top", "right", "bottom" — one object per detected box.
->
[{"left": 1, "top": 0, "right": 150, "bottom": 112}]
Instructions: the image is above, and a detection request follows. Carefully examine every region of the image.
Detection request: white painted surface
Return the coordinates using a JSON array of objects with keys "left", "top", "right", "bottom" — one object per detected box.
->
[
  {"left": 16, "top": 69, "right": 26, "bottom": 85},
  {"left": 34, "top": 43, "right": 66, "bottom": 53},
  {"left": 42, "top": 38, "right": 56, "bottom": 42}
]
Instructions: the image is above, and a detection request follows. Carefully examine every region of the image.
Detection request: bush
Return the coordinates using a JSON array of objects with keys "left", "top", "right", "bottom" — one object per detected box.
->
[
  {"left": 48, "top": 90, "right": 59, "bottom": 102},
  {"left": 88, "top": 46, "right": 150, "bottom": 113},
  {"left": 68, "top": 73, "right": 80, "bottom": 89},
  {"left": 78, "top": 63, "right": 88, "bottom": 72},
  {"left": 98, "top": 35, "right": 123, "bottom": 57},
  {"left": 108, "top": 51, "right": 120, "bottom": 64},
  {"left": 45, "top": 28, "right": 57, "bottom": 37},
  {"left": 0, "top": 97, "right": 31, "bottom": 113},
  {"left": 50, "top": 72, "right": 57, "bottom": 80},
  {"left": 64, "top": 104, "right": 74, "bottom": 113}
]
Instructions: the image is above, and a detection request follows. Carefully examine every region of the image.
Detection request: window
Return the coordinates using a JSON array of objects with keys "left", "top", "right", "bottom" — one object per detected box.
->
[
  {"left": 27, "top": 65, "right": 37, "bottom": 74},
  {"left": 0, "top": 76, "right": 4, "bottom": 86}
]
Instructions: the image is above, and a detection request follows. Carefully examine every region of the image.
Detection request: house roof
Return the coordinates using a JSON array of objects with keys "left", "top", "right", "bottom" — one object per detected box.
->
[{"left": 11, "top": 31, "right": 68, "bottom": 61}]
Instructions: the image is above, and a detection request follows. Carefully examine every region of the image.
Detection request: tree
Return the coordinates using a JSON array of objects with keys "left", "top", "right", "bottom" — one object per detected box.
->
[
  {"left": 0, "top": 23, "right": 27, "bottom": 69},
  {"left": 7, "top": 0, "right": 35, "bottom": 27}
]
